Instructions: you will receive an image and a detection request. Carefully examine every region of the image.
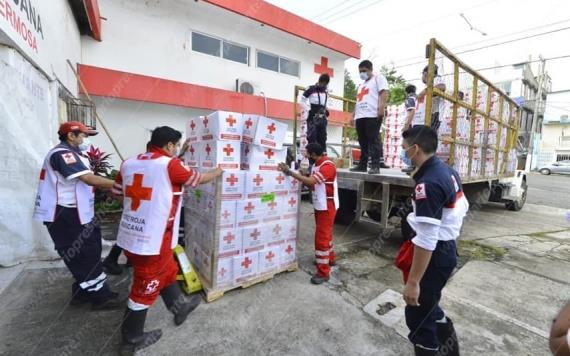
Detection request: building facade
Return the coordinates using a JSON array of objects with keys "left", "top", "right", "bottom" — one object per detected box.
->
[{"left": 538, "top": 117, "right": 570, "bottom": 166}]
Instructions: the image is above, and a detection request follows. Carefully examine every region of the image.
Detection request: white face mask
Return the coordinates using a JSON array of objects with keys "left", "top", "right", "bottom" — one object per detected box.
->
[
  {"left": 359, "top": 72, "right": 369, "bottom": 81},
  {"left": 79, "top": 137, "right": 91, "bottom": 151}
]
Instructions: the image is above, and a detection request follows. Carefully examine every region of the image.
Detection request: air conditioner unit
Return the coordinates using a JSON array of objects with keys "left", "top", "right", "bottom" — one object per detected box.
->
[{"left": 236, "top": 78, "right": 259, "bottom": 95}]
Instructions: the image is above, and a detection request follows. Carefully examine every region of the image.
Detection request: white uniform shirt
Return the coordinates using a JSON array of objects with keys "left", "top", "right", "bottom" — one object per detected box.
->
[{"left": 354, "top": 74, "right": 389, "bottom": 120}]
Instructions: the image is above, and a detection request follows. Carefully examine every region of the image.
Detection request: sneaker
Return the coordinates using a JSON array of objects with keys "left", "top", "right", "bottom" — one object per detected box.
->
[
  {"left": 310, "top": 275, "right": 330, "bottom": 285},
  {"left": 379, "top": 162, "right": 390, "bottom": 169},
  {"left": 349, "top": 165, "right": 367, "bottom": 172},
  {"left": 368, "top": 167, "right": 380, "bottom": 174}
]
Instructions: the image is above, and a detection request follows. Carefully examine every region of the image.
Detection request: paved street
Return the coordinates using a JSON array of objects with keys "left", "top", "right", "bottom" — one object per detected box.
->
[{"left": 527, "top": 172, "right": 570, "bottom": 209}]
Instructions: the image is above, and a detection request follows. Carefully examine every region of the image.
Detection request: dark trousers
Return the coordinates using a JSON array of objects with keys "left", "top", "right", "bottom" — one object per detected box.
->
[
  {"left": 405, "top": 240, "right": 457, "bottom": 350},
  {"left": 46, "top": 206, "right": 113, "bottom": 302},
  {"left": 307, "top": 111, "right": 328, "bottom": 151},
  {"left": 355, "top": 117, "right": 384, "bottom": 167}
]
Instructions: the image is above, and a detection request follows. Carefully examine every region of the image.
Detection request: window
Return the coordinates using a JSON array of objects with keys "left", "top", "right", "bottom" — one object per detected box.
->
[
  {"left": 256, "top": 51, "right": 300, "bottom": 77},
  {"left": 192, "top": 32, "right": 249, "bottom": 65}
]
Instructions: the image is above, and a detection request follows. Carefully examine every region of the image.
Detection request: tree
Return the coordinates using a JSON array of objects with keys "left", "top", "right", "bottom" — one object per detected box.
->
[
  {"left": 343, "top": 70, "right": 358, "bottom": 140},
  {"left": 380, "top": 65, "right": 407, "bottom": 105}
]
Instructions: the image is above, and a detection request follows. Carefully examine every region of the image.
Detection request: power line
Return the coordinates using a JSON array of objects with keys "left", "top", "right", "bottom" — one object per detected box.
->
[
  {"left": 393, "top": 26, "right": 570, "bottom": 70},
  {"left": 311, "top": 0, "right": 365, "bottom": 22},
  {"left": 322, "top": 0, "right": 385, "bottom": 25},
  {"left": 312, "top": 0, "right": 370, "bottom": 23}
]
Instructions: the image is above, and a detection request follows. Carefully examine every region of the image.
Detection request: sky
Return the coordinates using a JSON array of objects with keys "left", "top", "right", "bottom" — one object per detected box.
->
[{"left": 267, "top": 0, "right": 570, "bottom": 121}]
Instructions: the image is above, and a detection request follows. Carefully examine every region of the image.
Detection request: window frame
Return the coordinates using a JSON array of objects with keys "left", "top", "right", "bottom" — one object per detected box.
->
[
  {"left": 255, "top": 50, "right": 300, "bottom": 78},
  {"left": 191, "top": 31, "right": 250, "bottom": 66}
]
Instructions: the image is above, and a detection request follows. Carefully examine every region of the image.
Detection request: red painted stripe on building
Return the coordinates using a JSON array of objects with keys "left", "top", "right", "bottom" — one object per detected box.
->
[
  {"left": 84, "top": 0, "right": 102, "bottom": 41},
  {"left": 202, "top": 0, "right": 361, "bottom": 59},
  {"left": 78, "top": 64, "right": 351, "bottom": 125}
]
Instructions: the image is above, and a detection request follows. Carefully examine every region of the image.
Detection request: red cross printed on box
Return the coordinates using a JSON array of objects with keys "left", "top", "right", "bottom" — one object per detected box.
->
[
  {"left": 241, "top": 257, "right": 252, "bottom": 269},
  {"left": 264, "top": 149, "right": 274, "bottom": 159},
  {"left": 222, "top": 210, "right": 231, "bottom": 219},
  {"left": 219, "top": 267, "right": 227, "bottom": 277},
  {"left": 244, "top": 146, "right": 250, "bottom": 156},
  {"left": 202, "top": 117, "right": 209, "bottom": 128},
  {"left": 190, "top": 120, "right": 196, "bottom": 130},
  {"left": 226, "top": 115, "right": 237, "bottom": 127},
  {"left": 285, "top": 245, "right": 294, "bottom": 255},
  {"left": 314, "top": 56, "right": 334, "bottom": 77},
  {"left": 205, "top": 144, "right": 212, "bottom": 155},
  {"left": 267, "top": 123, "right": 276, "bottom": 134},
  {"left": 288, "top": 197, "right": 297, "bottom": 207},
  {"left": 189, "top": 145, "right": 195, "bottom": 155},
  {"left": 226, "top": 174, "right": 238, "bottom": 186},
  {"left": 125, "top": 173, "right": 153, "bottom": 211},
  {"left": 223, "top": 144, "right": 234, "bottom": 157},
  {"left": 244, "top": 202, "right": 255, "bottom": 213},
  {"left": 245, "top": 118, "right": 253, "bottom": 129},
  {"left": 250, "top": 228, "right": 261, "bottom": 240},
  {"left": 268, "top": 201, "right": 277, "bottom": 210},
  {"left": 291, "top": 179, "right": 299, "bottom": 187},
  {"left": 276, "top": 174, "right": 285, "bottom": 184},
  {"left": 273, "top": 224, "right": 282, "bottom": 235},
  {"left": 265, "top": 251, "right": 275, "bottom": 262},
  {"left": 357, "top": 87, "right": 369, "bottom": 102},
  {"left": 253, "top": 174, "right": 263, "bottom": 186},
  {"left": 223, "top": 232, "right": 235, "bottom": 245}
]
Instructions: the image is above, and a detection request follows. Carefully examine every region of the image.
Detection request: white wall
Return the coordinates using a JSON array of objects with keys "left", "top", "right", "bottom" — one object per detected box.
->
[{"left": 82, "top": 0, "right": 348, "bottom": 104}]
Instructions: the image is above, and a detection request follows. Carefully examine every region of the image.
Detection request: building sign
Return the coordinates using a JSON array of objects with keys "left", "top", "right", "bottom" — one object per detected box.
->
[{"left": 0, "top": 0, "right": 44, "bottom": 53}]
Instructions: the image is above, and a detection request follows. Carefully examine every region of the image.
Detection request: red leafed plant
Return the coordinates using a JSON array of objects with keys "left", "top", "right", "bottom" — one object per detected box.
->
[{"left": 85, "top": 145, "right": 113, "bottom": 177}]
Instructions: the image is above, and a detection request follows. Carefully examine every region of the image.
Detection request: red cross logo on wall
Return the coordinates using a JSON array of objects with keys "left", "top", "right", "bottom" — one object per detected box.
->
[
  {"left": 314, "top": 56, "right": 334, "bottom": 77},
  {"left": 226, "top": 174, "right": 238, "bottom": 186},
  {"left": 205, "top": 144, "right": 212, "bottom": 155},
  {"left": 222, "top": 210, "right": 231, "bottom": 219},
  {"left": 288, "top": 197, "right": 297, "bottom": 207},
  {"left": 250, "top": 228, "right": 260, "bottom": 240},
  {"left": 357, "top": 87, "right": 369, "bottom": 102},
  {"left": 264, "top": 149, "right": 274, "bottom": 159},
  {"left": 244, "top": 202, "right": 255, "bottom": 213},
  {"left": 276, "top": 174, "right": 285, "bottom": 184},
  {"left": 226, "top": 115, "right": 236, "bottom": 127},
  {"left": 241, "top": 257, "right": 252, "bottom": 269},
  {"left": 223, "top": 232, "right": 235, "bottom": 245},
  {"left": 245, "top": 118, "right": 253, "bottom": 129},
  {"left": 253, "top": 174, "right": 264, "bottom": 186},
  {"left": 285, "top": 245, "right": 294, "bottom": 254},
  {"left": 125, "top": 174, "right": 153, "bottom": 211},
  {"left": 223, "top": 144, "right": 234, "bottom": 157},
  {"left": 265, "top": 251, "right": 275, "bottom": 262},
  {"left": 190, "top": 120, "right": 196, "bottom": 130},
  {"left": 267, "top": 123, "right": 276, "bottom": 134}
]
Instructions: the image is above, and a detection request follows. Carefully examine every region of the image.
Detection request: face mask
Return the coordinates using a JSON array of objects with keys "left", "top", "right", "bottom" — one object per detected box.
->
[
  {"left": 402, "top": 145, "right": 418, "bottom": 165},
  {"left": 359, "top": 72, "right": 369, "bottom": 81},
  {"left": 79, "top": 137, "right": 91, "bottom": 151},
  {"left": 400, "top": 147, "right": 412, "bottom": 166}
]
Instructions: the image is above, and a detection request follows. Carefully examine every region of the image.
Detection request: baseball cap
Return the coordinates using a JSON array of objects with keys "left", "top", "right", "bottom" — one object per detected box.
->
[{"left": 58, "top": 121, "right": 98, "bottom": 136}]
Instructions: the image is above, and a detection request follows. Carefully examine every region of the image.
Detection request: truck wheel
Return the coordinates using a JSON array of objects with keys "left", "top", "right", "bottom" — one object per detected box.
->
[
  {"left": 505, "top": 180, "right": 527, "bottom": 211},
  {"left": 335, "top": 189, "right": 356, "bottom": 225}
]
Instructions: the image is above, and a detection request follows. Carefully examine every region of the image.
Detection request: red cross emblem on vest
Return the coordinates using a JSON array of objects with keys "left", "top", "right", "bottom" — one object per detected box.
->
[
  {"left": 226, "top": 115, "right": 236, "bottom": 127},
  {"left": 357, "top": 86, "right": 369, "bottom": 102},
  {"left": 285, "top": 245, "right": 294, "bottom": 254},
  {"left": 223, "top": 144, "right": 234, "bottom": 157},
  {"left": 202, "top": 117, "right": 209, "bottom": 128},
  {"left": 253, "top": 174, "right": 263, "bottom": 186},
  {"left": 264, "top": 149, "right": 274, "bottom": 159},
  {"left": 125, "top": 173, "right": 153, "bottom": 211},
  {"left": 226, "top": 174, "right": 238, "bottom": 186},
  {"left": 268, "top": 201, "right": 277, "bottom": 210},
  {"left": 223, "top": 232, "right": 235, "bottom": 245},
  {"left": 276, "top": 174, "right": 285, "bottom": 184},
  {"left": 205, "top": 144, "right": 212, "bottom": 155},
  {"left": 250, "top": 228, "right": 260, "bottom": 240},
  {"left": 265, "top": 251, "right": 275, "bottom": 262},
  {"left": 267, "top": 123, "right": 276, "bottom": 134},
  {"left": 273, "top": 224, "right": 282, "bottom": 235},
  {"left": 288, "top": 197, "right": 297, "bottom": 207},
  {"left": 190, "top": 120, "right": 196, "bottom": 130},
  {"left": 241, "top": 257, "right": 252, "bottom": 268},
  {"left": 222, "top": 210, "right": 231, "bottom": 219},
  {"left": 219, "top": 267, "right": 227, "bottom": 277},
  {"left": 244, "top": 202, "right": 255, "bottom": 213},
  {"left": 245, "top": 118, "right": 253, "bottom": 129}
]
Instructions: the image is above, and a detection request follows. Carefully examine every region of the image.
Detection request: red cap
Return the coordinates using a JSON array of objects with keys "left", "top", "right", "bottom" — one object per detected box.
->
[{"left": 58, "top": 121, "right": 98, "bottom": 136}]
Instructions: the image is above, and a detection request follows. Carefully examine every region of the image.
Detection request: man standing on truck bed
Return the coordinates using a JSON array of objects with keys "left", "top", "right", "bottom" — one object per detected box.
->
[
  {"left": 399, "top": 126, "right": 468, "bottom": 356},
  {"left": 412, "top": 65, "right": 446, "bottom": 131},
  {"left": 350, "top": 60, "right": 390, "bottom": 174},
  {"left": 302, "top": 73, "right": 330, "bottom": 154}
]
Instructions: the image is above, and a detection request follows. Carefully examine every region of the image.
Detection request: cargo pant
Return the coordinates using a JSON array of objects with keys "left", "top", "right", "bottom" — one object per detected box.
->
[{"left": 314, "top": 200, "right": 336, "bottom": 278}]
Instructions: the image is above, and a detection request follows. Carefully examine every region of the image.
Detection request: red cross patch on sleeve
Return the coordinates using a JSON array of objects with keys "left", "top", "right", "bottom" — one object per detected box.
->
[
  {"left": 415, "top": 183, "right": 427, "bottom": 200},
  {"left": 61, "top": 152, "right": 77, "bottom": 164}
]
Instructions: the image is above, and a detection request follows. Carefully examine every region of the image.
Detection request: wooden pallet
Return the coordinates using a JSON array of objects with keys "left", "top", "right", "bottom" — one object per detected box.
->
[{"left": 203, "top": 262, "right": 298, "bottom": 302}]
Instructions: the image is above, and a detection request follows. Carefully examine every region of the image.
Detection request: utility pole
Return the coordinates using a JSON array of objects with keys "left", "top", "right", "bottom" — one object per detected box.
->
[{"left": 524, "top": 56, "right": 546, "bottom": 172}]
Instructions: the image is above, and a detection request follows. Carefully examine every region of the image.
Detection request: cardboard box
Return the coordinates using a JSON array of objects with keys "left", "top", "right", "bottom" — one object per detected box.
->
[
  {"left": 221, "top": 171, "right": 245, "bottom": 200},
  {"left": 282, "top": 193, "right": 299, "bottom": 220},
  {"left": 285, "top": 175, "right": 300, "bottom": 193},
  {"left": 202, "top": 111, "right": 244, "bottom": 141},
  {"left": 241, "top": 225, "right": 267, "bottom": 253},
  {"left": 258, "top": 247, "right": 281, "bottom": 274},
  {"left": 218, "top": 200, "right": 236, "bottom": 229},
  {"left": 282, "top": 220, "right": 298, "bottom": 240},
  {"left": 240, "top": 142, "right": 252, "bottom": 170},
  {"left": 280, "top": 239, "right": 297, "bottom": 266},
  {"left": 236, "top": 199, "right": 264, "bottom": 227},
  {"left": 266, "top": 221, "right": 286, "bottom": 244},
  {"left": 218, "top": 228, "right": 242, "bottom": 258},
  {"left": 200, "top": 140, "right": 241, "bottom": 171},
  {"left": 245, "top": 171, "right": 272, "bottom": 198},
  {"left": 265, "top": 171, "right": 288, "bottom": 194},
  {"left": 233, "top": 252, "right": 259, "bottom": 281},
  {"left": 215, "top": 256, "right": 233, "bottom": 287},
  {"left": 186, "top": 116, "right": 203, "bottom": 143},
  {"left": 253, "top": 117, "right": 287, "bottom": 149},
  {"left": 244, "top": 144, "right": 287, "bottom": 171},
  {"left": 261, "top": 195, "right": 282, "bottom": 223},
  {"left": 242, "top": 114, "right": 259, "bottom": 143},
  {"left": 183, "top": 141, "right": 200, "bottom": 168}
]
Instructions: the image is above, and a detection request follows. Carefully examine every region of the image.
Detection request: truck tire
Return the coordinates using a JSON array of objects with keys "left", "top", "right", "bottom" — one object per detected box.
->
[
  {"left": 335, "top": 189, "right": 356, "bottom": 225},
  {"left": 365, "top": 203, "right": 382, "bottom": 222},
  {"left": 505, "top": 180, "right": 527, "bottom": 211}
]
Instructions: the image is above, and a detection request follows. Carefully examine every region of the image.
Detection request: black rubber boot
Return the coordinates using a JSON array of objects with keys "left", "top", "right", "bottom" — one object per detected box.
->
[
  {"left": 436, "top": 317, "right": 460, "bottom": 356},
  {"left": 120, "top": 308, "right": 162, "bottom": 356},
  {"left": 310, "top": 275, "right": 330, "bottom": 284},
  {"left": 349, "top": 164, "right": 367, "bottom": 172},
  {"left": 103, "top": 244, "right": 124, "bottom": 275},
  {"left": 368, "top": 167, "right": 380, "bottom": 174},
  {"left": 414, "top": 345, "right": 438, "bottom": 356},
  {"left": 160, "top": 283, "right": 201, "bottom": 326},
  {"left": 70, "top": 282, "right": 89, "bottom": 305},
  {"left": 379, "top": 162, "right": 390, "bottom": 169}
]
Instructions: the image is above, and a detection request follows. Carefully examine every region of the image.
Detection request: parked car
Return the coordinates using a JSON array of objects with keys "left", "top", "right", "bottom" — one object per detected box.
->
[{"left": 538, "top": 160, "right": 570, "bottom": 175}]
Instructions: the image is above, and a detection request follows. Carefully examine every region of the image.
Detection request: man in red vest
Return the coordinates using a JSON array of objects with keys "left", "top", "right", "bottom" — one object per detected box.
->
[{"left": 114, "top": 126, "right": 222, "bottom": 353}]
